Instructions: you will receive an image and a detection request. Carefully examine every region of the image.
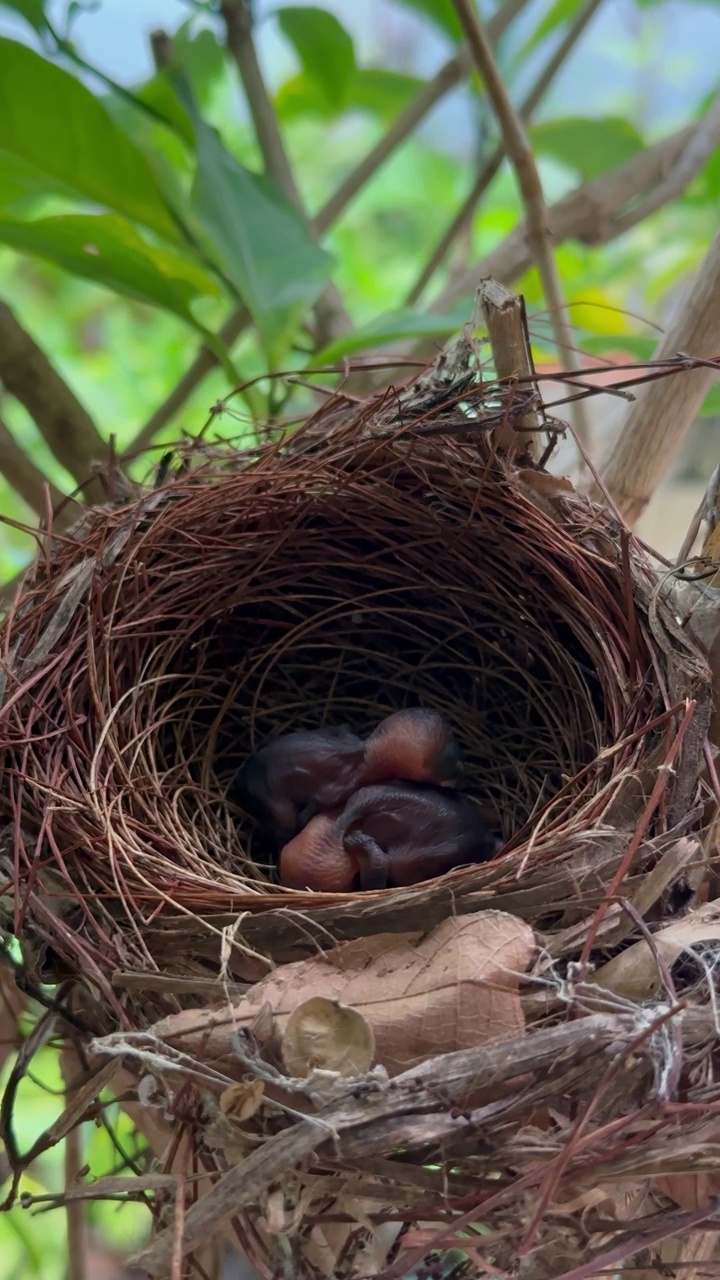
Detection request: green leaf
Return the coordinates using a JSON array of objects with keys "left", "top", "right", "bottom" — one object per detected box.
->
[
  {"left": 188, "top": 116, "right": 333, "bottom": 356},
  {"left": 700, "top": 384, "right": 720, "bottom": 418},
  {"left": 314, "top": 305, "right": 469, "bottom": 364},
  {"left": 276, "top": 66, "right": 423, "bottom": 124},
  {"left": 277, "top": 7, "right": 356, "bottom": 111},
  {"left": 580, "top": 334, "right": 657, "bottom": 360},
  {"left": 0, "top": 38, "right": 183, "bottom": 243},
  {"left": 522, "top": 0, "right": 586, "bottom": 53},
  {"left": 0, "top": 213, "right": 221, "bottom": 326},
  {"left": 0, "top": 0, "right": 48, "bottom": 33},
  {"left": 132, "top": 71, "right": 196, "bottom": 148},
  {"left": 347, "top": 68, "right": 425, "bottom": 122},
  {"left": 173, "top": 23, "right": 227, "bottom": 107},
  {"left": 388, "top": 0, "right": 463, "bottom": 40},
  {"left": 531, "top": 117, "right": 644, "bottom": 181}
]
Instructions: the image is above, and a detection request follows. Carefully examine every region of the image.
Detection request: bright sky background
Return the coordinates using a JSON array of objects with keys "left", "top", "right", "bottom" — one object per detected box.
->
[{"left": 0, "top": 0, "right": 718, "bottom": 148}]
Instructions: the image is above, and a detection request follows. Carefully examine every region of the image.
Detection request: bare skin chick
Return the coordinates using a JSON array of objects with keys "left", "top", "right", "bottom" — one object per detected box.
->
[
  {"left": 363, "top": 708, "right": 461, "bottom": 788},
  {"left": 336, "top": 781, "right": 501, "bottom": 890},
  {"left": 278, "top": 808, "right": 355, "bottom": 892},
  {"left": 235, "top": 726, "right": 366, "bottom": 841},
  {"left": 237, "top": 709, "right": 461, "bottom": 842},
  {"left": 278, "top": 780, "right": 501, "bottom": 893}
]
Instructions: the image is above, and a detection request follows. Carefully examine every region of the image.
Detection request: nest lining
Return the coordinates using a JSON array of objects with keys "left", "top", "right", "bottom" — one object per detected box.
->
[{"left": 0, "top": 378, "right": 710, "bottom": 999}]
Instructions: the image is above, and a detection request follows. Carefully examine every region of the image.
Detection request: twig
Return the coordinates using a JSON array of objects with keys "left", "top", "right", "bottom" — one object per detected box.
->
[
  {"left": 127, "top": 0, "right": 532, "bottom": 454},
  {"left": 62, "top": 1047, "right": 88, "bottom": 1280},
  {"left": 452, "top": 0, "right": 592, "bottom": 450},
  {"left": 0, "top": 300, "right": 106, "bottom": 504},
  {"left": 0, "top": 414, "right": 77, "bottom": 531},
  {"left": 479, "top": 279, "right": 543, "bottom": 458},
  {"left": 406, "top": 0, "right": 605, "bottom": 305},
  {"left": 219, "top": 0, "right": 350, "bottom": 346},
  {"left": 594, "top": 228, "right": 720, "bottom": 522},
  {"left": 433, "top": 121, "right": 702, "bottom": 312}
]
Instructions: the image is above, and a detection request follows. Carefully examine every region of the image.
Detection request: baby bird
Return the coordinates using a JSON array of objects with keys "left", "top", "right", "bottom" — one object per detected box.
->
[
  {"left": 337, "top": 781, "right": 501, "bottom": 890},
  {"left": 237, "top": 708, "right": 461, "bottom": 842},
  {"left": 363, "top": 708, "right": 461, "bottom": 788},
  {"left": 278, "top": 781, "right": 501, "bottom": 893},
  {"left": 235, "top": 725, "right": 366, "bottom": 842},
  {"left": 278, "top": 808, "right": 353, "bottom": 892}
]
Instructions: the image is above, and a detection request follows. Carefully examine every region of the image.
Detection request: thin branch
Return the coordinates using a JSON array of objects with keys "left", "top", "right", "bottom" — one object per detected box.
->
[
  {"left": 62, "top": 1048, "right": 88, "bottom": 1280},
  {"left": 431, "top": 120, "right": 704, "bottom": 312},
  {"left": 452, "top": 0, "right": 592, "bottom": 447},
  {"left": 407, "top": 0, "right": 605, "bottom": 305},
  {"left": 127, "top": 0, "right": 533, "bottom": 453},
  {"left": 592, "top": 228, "right": 720, "bottom": 523},
  {"left": 0, "top": 300, "right": 106, "bottom": 504},
  {"left": 610, "top": 93, "right": 720, "bottom": 237},
  {"left": 0, "top": 414, "right": 78, "bottom": 530},
  {"left": 219, "top": 0, "right": 351, "bottom": 346},
  {"left": 479, "top": 278, "right": 543, "bottom": 458}
]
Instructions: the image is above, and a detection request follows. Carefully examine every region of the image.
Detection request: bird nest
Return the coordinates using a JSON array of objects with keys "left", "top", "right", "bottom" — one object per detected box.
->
[{"left": 0, "top": 345, "right": 717, "bottom": 1279}]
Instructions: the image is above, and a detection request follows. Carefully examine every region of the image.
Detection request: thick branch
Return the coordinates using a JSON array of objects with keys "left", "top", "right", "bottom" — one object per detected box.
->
[
  {"left": 0, "top": 414, "right": 77, "bottom": 530},
  {"left": 220, "top": 0, "right": 350, "bottom": 345},
  {"left": 453, "top": 0, "right": 591, "bottom": 444},
  {"left": 0, "top": 300, "right": 106, "bottom": 503},
  {"left": 407, "top": 0, "right": 605, "bottom": 305},
  {"left": 593, "top": 229, "right": 720, "bottom": 523}
]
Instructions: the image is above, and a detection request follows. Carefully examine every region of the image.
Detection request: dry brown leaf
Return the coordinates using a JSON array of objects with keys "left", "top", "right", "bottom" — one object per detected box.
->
[
  {"left": 219, "top": 1078, "right": 265, "bottom": 1124},
  {"left": 593, "top": 901, "right": 720, "bottom": 1000},
  {"left": 282, "top": 997, "right": 374, "bottom": 1078},
  {"left": 150, "top": 912, "right": 535, "bottom": 1077}
]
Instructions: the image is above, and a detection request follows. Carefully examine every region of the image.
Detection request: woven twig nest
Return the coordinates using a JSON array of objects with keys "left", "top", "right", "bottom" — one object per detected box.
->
[{"left": 1, "top": 348, "right": 716, "bottom": 1278}]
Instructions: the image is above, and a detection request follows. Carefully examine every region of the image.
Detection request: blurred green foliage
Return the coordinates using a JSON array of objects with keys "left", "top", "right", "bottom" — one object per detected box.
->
[{"left": 0, "top": 0, "right": 718, "bottom": 1273}]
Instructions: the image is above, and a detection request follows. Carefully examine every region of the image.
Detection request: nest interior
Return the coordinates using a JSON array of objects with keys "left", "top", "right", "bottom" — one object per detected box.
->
[{"left": 0, "top": 378, "right": 710, "bottom": 1008}]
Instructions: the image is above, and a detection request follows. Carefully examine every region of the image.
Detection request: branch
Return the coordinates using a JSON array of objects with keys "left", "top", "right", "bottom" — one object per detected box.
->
[
  {"left": 479, "top": 278, "right": 543, "bottom": 458},
  {"left": 0, "top": 300, "right": 106, "bottom": 504},
  {"left": 610, "top": 93, "right": 720, "bottom": 237},
  {"left": 220, "top": 0, "right": 351, "bottom": 346},
  {"left": 452, "top": 0, "right": 591, "bottom": 446},
  {"left": 591, "top": 229, "right": 720, "bottom": 523},
  {"left": 0, "top": 414, "right": 78, "bottom": 530},
  {"left": 127, "top": 0, "right": 533, "bottom": 453},
  {"left": 431, "top": 120, "right": 706, "bottom": 312},
  {"left": 314, "top": 0, "right": 527, "bottom": 235},
  {"left": 406, "top": 0, "right": 605, "bottom": 305}
]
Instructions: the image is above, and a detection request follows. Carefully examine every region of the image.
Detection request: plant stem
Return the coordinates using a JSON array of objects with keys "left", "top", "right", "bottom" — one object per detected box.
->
[
  {"left": 407, "top": 0, "right": 605, "bottom": 305},
  {"left": 452, "top": 0, "right": 592, "bottom": 449}
]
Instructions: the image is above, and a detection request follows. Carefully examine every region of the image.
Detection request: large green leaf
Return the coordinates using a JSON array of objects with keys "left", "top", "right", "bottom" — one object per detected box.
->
[
  {"left": 188, "top": 116, "right": 333, "bottom": 356},
  {"left": 531, "top": 117, "right": 644, "bottom": 181},
  {"left": 314, "top": 305, "right": 469, "bottom": 364},
  {"left": 277, "top": 7, "right": 355, "bottom": 111},
  {"left": 0, "top": 38, "right": 183, "bottom": 243},
  {"left": 276, "top": 66, "right": 423, "bottom": 124},
  {"left": 0, "top": 213, "right": 221, "bottom": 327},
  {"left": 0, "top": 0, "right": 48, "bottom": 33},
  {"left": 172, "top": 23, "right": 227, "bottom": 107},
  {"left": 388, "top": 0, "right": 463, "bottom": 40}
]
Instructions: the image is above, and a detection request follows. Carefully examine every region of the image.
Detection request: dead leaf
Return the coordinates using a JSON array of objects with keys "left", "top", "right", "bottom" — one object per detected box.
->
[
  {"left": 148, "top": 911, "right": 535, "bottom": 1077},
  {"left": 282, "top": 997, "right": 374, "bottom": 1078},
  {"left": 593, "top": 901, "right": 720, "bottom": 1000},
  {"left": 219, "top": 1078, "right": 265, "bottom": 1124}
]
